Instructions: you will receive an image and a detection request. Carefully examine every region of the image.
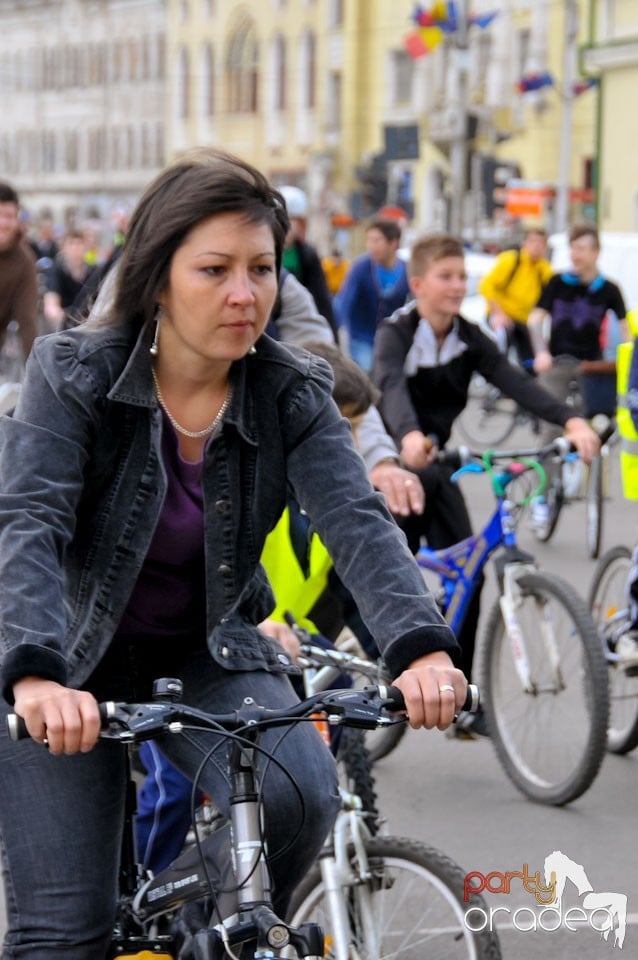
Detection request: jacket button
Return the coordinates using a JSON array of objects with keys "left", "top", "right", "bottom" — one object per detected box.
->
[
  {"left": 215, "top": 499, "right": 231, "bottom": 514},
  {"left": 277, "top": 653, "right": 290, "bottom": 665},
  {"left": 218, "top": 563, "right": 232, "bottom": 575}
]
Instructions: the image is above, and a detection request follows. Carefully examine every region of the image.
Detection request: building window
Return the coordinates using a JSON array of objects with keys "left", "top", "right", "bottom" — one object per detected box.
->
[
  {"left": 141, "top": 35, "right": 151, "bottom": 80},
  {"left": 65, "top": 130, "right": 79, "bottom": 172},
  {"left": 516, "top": 28, "right": 531, "bottom": 80},
  {"left": 273, "top": 34, "right": 286, "bottom": 110},
  {"left": 392, "top": 50, "right": 414, "bottom": 104},
  {"left": 227, "top": 22, "right": 259, "bottom": 113},
  {"left": 155, "top": 121, "right": 164, "bottom": 166},
  {"left": 328, "top": 0, "right": 344, "bottom": 28},
  {"left": 326, "top": 70, "right": 342, "bottom": 131},
  {"left": 157, "top": 35, "right": 166, "bottom": 80},
  {"left": 128, "top": 38, "right": 139, "bottom": 81},
  {"left": 202, "top": 43, "right": 215, "bottom": 116},
  {"left": 300, "top": 30, "right": 316, "bottom": 109},
  {"left": 177, "top": 46, "right": 190, "bottom": 119}
]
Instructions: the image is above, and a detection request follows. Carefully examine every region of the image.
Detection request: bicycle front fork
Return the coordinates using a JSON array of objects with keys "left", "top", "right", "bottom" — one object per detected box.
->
[{"left": 499, "top": 563, "right": 564, "bottom": 694}]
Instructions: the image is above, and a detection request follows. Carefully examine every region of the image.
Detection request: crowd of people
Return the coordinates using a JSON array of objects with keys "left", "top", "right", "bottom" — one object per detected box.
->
[{"left": 0, "top": 153, "right": 638, "bottom": 957}]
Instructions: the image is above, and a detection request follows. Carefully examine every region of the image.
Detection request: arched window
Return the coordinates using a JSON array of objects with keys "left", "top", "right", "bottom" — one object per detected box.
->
[
  {"left": 227, "top": 21, "right": 259, "bottom": 113},
  {"left": 202, "top": 43, "right": 215, "bottom": 117},
  {"left": 177, "top": 46, "right": 190, "bottom": 119},
  {"left": 272, "top": 34, "right": 286, "bottom": 110},
  {"left": 300, "top": 29, "right": 316, "bottom": 109}
]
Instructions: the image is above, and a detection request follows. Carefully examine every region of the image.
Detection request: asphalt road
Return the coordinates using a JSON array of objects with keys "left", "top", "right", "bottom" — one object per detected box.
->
[{"left": 1, "top": 415, "right": 635, "bottom": 957}]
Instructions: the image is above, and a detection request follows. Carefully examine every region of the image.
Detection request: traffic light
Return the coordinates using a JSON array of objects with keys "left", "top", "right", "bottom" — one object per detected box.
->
[{"left": 356, "top": 154, "right": 388, "bottom": 216}]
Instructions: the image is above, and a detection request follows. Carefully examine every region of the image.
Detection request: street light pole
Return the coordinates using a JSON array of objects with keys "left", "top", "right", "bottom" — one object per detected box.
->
[
  {"left": 449, "top": 0, "right": 469, "bottom": 236},
  {"left": 555, "top": 0, "right": 579, "bottom": 233}
]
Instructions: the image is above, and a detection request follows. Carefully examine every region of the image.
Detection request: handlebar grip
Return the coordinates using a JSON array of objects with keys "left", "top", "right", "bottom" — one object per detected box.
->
[
  {"left": 382, "top": 682, "right": 480, "bottom": 715},
  {"left": 6, "top": 702, "right": 114, "bottom": 743},
  {"left": 6, "top": 713, "right": 28, "bottom": 741},
  {"left": 437, "top": 446, "right": 472, "bottom": 470}
]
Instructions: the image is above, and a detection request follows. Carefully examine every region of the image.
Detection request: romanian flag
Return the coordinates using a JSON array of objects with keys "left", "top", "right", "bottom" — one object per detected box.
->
[
  {"left": 572, "top": 77, "right": 599, "bottom": 96},
  {"left": 517, "top": 71, "right": 554, "bottom": 93}
]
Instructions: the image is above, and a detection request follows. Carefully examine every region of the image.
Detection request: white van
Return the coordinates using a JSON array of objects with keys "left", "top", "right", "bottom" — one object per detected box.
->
[{"left": 549, "top": 232, "right": 638, "bottom": 311}]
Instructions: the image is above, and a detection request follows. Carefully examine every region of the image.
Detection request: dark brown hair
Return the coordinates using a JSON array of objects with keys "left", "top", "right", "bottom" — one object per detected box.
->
[
  {"left": 303, "top": 341, "right": 380, "bottom": 415},
  {"left": 366, "top": 218, "right": 402, "bottom": 244},
  {"left": 408, "top": 234, "right": 464, "bottom": 279},
  {"left": 0, "top": 181, "right": 19, "bottom": 206},
  {"left": 569, "top": 221, "right": 599, "bottom": 249},
  {"left": 108, "top": 148, "right": 290, "bottom": 330}
]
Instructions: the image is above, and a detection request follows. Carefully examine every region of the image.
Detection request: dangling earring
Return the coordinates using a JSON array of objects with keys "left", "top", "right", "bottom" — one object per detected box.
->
[
  {"left": 150, "top": 313, "right": 160, "bottom": 357},
  {"left": 248, "top": 344, "right": 257, "bottom": 355}
]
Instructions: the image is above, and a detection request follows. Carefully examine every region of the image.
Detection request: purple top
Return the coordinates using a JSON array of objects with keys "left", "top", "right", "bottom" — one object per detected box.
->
[{"left": 116, "top": 410, "right": 206, "bottom": 639}]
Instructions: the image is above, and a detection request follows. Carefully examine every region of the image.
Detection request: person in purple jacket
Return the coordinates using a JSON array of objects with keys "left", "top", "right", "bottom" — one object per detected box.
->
[{"left": 334, "top": 218, "right": 410, "bottom": 372}]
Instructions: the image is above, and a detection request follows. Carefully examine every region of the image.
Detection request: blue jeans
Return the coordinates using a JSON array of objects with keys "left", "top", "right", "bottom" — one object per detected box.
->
[
  {"left": 136, "top": 634, "right": 351, "bottom": 875},
  {"left": 0, "top": 643, "right": 340, "bottom": 959}
]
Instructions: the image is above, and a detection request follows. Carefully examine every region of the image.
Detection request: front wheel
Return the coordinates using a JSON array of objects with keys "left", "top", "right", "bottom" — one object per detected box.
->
[
  {"left": 530, "top": 475, "right": 563, "bottom": 543},
  {"left": 287, "top": 836, "right": 501, "bottom": 960},
  {"left": 481, "top": 571, "right": 609, "bottom": 805},
  {"left": 456, "top": 380, "right": 517, "bottom": 448},
  {"left": 589, "top": 546, "right": 638, "bottom": 754},
  {"left": 585, "top": 455, "right": 604, "bottom": 559}
]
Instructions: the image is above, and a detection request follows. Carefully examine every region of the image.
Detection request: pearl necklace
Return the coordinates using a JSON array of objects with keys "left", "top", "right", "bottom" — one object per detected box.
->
[{"left": 151, "top": 367, "right": 232, "bottom": 439}]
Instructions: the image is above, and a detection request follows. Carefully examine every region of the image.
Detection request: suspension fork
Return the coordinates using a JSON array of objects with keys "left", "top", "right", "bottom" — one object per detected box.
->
[
  {"left": 317, "top": 799, "right": 379, "bottom": 960},
  {"left": 498, "top": 561, "right": 561, "bottom": 693}
]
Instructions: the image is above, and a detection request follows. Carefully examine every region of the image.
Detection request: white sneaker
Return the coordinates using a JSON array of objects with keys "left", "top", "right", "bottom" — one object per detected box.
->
[
  {"left": 615, "top": 631, "right": 638, "bottom": 667},
  {"left": 562, "top": 458, "right": 583, "bottom": 499},
  {"left": 531, "top": 497, "right": 550, "bottom": 531}
]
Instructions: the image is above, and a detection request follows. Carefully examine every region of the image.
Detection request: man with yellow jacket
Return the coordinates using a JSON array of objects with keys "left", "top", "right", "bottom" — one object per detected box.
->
[{"left": 479, "top": 227, "right": 553, "bottom": 365}]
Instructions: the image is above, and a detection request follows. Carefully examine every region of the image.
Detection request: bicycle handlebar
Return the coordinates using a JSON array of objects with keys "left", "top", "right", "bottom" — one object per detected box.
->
[
  {"left": 7, "top": 682, "right": 480, "bottom": 743},
  {"left": 438, "top": 419, "right": 615, "bottom": 472}
]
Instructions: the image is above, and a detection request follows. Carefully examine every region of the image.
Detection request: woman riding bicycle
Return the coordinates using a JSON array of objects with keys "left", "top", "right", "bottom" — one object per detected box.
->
[
  {"left": 0, "top": 150, "right": 466, "bottom": 959},
  {"left": 372, "top": 233, "right": 599, "bottom": 685}
]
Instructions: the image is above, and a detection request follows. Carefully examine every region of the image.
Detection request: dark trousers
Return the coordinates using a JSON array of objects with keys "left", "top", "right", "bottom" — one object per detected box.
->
[{"left": 399, "top": 462, "right": 483, "bottom": 681}]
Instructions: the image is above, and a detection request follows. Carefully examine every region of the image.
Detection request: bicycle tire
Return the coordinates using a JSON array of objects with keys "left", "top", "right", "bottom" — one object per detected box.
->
[
  {"left": 456, "top": 384, "right": 517, "bottom": 447},
  {"left": 365, "top": 717, "right": 407, "bottom": 763},
  {"left": 588, "top": 546, "right": 638, "bottom": 755},
  {"left": 481, "top": 570, "right": 609, "bottom": 805},
  {"left": 287, "top": 835, "right": 502, "bottom": 960},
  {"left": 336, "top": 727, "right": 379, "bottom": 833},
  {"left": 530, "top": 475, "right": 563, "bottom": 543},
  {"left": 585, "top": 455, "right": 604, "bottom": 559}
]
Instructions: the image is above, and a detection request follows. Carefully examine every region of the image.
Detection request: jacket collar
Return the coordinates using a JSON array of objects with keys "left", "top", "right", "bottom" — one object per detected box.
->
[{"left": 107, "top": 318, "right": 258, "bottom": 446}]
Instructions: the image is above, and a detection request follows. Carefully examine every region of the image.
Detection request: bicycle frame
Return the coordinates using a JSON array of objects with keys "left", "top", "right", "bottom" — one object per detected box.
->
[
  {"left": 415, "top": 451, "right": 563, "bottom": 695},
  {"left": 415, "top": 467, "right": 524, "bottom": 637}
]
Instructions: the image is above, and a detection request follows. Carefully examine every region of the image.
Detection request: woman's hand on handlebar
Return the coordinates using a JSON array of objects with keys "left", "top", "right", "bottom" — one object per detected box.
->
[
  {"left": 564, "top": 417, "right": 600, "bottom": 465},
  {"left": 12, "top": 678, "right": 101, "bottom": 756},
  {"left": 392, "top": 651, "right": 467, "bottom": 731}
]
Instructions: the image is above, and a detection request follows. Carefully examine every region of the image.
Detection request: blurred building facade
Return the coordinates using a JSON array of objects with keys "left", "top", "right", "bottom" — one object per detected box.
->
[
  {"left": 584, "top": 0, "right": 638, "bottom": 231},
  {"left": 0, "top": 0, "right": 608, "bottom": 249},
  {"left": 0, "top": 0, "right": 167, "bottom": 226}
]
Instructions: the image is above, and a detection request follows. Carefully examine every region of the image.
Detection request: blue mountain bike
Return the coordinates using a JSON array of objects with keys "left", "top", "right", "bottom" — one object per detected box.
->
[{"left": 415, "top": 442, "right": 609, "bottom": 806}]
